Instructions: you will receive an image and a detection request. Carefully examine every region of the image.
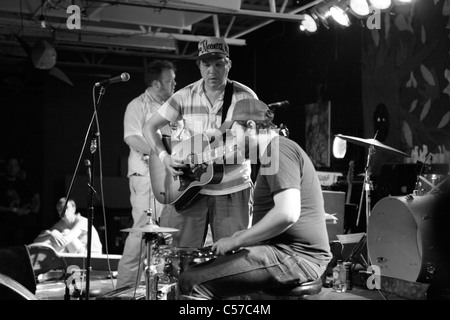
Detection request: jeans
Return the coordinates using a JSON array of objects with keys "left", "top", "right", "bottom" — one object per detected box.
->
[
  {"left": 178, "top": 244, "right": 327, "bottom": 300},
  {"left": 160, "top": 188, "right": 253, "bottom": 248}
]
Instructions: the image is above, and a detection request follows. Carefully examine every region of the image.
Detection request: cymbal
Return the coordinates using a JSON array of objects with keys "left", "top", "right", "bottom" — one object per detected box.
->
[
  {"left": 121, "top": 225, "right": 179, "bottom": 233},
  {"left": 335, "top": 134, "right": 411, "bottom": 158}
]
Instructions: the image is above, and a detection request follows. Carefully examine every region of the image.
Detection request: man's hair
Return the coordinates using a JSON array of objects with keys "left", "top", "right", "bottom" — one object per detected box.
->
[
  {"left": 57, "top": 197, "right": 76, "bottom": 218},
  {"left": 144, "top": 60, "right": 176, "bottom": 87},
  {"left": 235, "top": 109, "right": 276, "bottom": 130}
]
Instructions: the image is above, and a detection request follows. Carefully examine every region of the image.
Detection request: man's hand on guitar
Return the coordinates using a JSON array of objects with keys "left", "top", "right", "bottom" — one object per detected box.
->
[{"left": 159, "top": 150, "right": 185, "bottom": 177}]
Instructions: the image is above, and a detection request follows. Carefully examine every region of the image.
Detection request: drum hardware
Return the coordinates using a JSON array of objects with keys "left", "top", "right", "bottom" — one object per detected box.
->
[
  {"left": 160, "top": 246, "right": 216, "bottom": 279},
  {"left": 412, "top": 154, "right": 449, "bottom": 196},
  {"left": 405, "top": 194, "right": 414, "bottom": 201},
  {"left": 121, "top": 209, "right": 179, "bottom": 300},
  {"left": 375, "top": 257, "right": 387, "bottom": 264},
  {"left": 335, "top": 133, "right": 411, "bottom": 270}
]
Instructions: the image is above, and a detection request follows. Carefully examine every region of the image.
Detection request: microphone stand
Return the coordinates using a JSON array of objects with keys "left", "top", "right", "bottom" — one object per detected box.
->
[{"left": 83, "top": 85, "right": 105, "bottom": 300}]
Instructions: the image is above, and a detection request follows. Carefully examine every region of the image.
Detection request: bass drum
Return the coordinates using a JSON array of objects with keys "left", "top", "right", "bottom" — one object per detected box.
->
[{"left": 367, "top": 194, "right": 438, "bottom": 283}]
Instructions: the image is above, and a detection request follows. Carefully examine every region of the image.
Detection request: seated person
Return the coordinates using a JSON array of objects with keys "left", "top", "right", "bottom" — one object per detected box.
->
[
  {"left": 178, "top": 99, "right": 332, "bottom": 299},
  {"left": 33, "top": 197, "right": 102, "bottom": 254}
]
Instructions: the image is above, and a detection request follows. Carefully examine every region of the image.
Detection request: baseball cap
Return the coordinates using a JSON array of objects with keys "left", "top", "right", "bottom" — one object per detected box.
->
[
  {"left": 198, "top": 37, "right": 230, "bottom": 61},
  {"left": 219, "top": 98, "right": 271, "bottom": 132}
]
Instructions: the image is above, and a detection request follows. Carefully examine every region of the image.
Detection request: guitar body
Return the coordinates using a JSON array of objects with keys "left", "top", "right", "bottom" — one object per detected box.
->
[{"left": 149, "top": 133, "right": 224, "bottom": 209}]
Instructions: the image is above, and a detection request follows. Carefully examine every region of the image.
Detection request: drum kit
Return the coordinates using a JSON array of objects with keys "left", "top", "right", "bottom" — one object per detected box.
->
[
  {"left": 116, "top": 134, "right": 445, "bottom": 298},
  {"left": 120, "top": 210, "right": 215, "bottom": 300},
  {"left": 335, "top": 134, "right": 448, "bottom": 284}
]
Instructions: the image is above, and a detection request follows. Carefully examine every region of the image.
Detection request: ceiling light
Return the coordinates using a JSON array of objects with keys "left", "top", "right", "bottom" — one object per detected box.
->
[
  {"left": 348, "top": 0, "right": 371, "bottom": 18},
  {"left": 300, "top": 13, "right": 319, "bottom": 33},
  {"left": 310, "top": 4, "right": 331, "bottom": 29},
  {"left": 39, "top": 14, "right": 46, "bottom": 29},
  {"left": 330, "top": 1, "right": 351, "bottom": 27},
  {"left": 368, "top": 0, "right": 392, "bottom": 10}
]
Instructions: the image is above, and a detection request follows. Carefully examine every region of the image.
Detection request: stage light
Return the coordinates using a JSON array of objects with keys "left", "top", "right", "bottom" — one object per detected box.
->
[
  {"left": 348, "top": 0, "right": 371, "bottom": 18},
  {"left": 299, "top": 3, "right": 333, "bottom": 34},
  {"left": 330, "top": 0, "right": 351, "bottom": 27},
  {"left": 333, "top": 136, "right": 347, "bottom": 159},
  {"left": 39, "top": 14, "right": 47, "bottom": 29},
  {"left": 368, "top": 0, "right": 392, "bottom": 10},
  {"left": 300, "top": 13, "right": 319, "bottom": 33},
  {"left": 311, "top": 4, "right": 332, "bottom": 29}
]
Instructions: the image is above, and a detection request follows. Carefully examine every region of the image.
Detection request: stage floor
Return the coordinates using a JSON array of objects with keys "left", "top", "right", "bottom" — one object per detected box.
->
[{"left": 34, "top": 271, "right": 409, "bottom": 301}]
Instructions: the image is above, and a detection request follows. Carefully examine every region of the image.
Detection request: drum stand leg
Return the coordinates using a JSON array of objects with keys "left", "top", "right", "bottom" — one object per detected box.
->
[
  {"left": 144, "top": 232, "right": 160, "bottom": 301},
  {"left": 353, "top": 143, "right": 377, "bottom": 269},
  {"left": 345, "top": 234, "right": 369, "bottom": 269}
]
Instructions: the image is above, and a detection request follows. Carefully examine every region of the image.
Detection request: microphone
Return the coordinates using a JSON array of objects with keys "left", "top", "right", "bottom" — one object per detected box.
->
[
  {"left": 268, "top": 100, "right": 289, "bottom": 109},
  {"left": 95, "top": 72, "right": 130, "bottom": 87},
  {"left": 85, "top": 159, "right": 92, "bottom": 182}
]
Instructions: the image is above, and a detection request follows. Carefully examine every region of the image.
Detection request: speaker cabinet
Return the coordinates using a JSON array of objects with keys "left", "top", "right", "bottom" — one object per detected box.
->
[
  {"left": 323, "top": 191, "right": 345, "bottom": 241},
  {"left": 0, "top": 245, "right": 36, "bottom": 295},
  {"left": 0, "top": 273, "right": 37, "bottom": 300}
]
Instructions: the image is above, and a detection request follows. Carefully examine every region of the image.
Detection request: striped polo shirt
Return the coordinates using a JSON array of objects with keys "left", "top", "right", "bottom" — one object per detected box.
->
[{"left": 157, "top": 78, "right": 258, "bottom": 195}]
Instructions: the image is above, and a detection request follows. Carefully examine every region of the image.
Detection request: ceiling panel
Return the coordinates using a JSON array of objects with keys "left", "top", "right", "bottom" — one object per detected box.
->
[{"left": 0, "top": 0, "right": 321, "bottom": 70}]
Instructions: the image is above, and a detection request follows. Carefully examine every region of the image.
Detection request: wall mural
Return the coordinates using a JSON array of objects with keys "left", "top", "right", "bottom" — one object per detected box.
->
[
  {"left": 362, "top": 0, "right": 450, "bottom": 165},
  {"left": 305, "top": 100, "right": 331, "bottom": 168}
]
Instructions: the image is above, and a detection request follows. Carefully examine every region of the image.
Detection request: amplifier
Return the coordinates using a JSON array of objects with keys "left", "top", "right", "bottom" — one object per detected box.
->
[{"left": 323, "top": 190, "right": 345, "bottom": 241}]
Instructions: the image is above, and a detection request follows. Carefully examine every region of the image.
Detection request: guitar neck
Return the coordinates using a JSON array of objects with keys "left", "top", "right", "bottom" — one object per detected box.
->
[
  {"left": 183, "top": 143, "right": 236, "bottom": 165},
  {"left": 346, "top": 160, "right": 354, "bottom": 204},
  {"left": 346, "top": 183, "right": 352, "bottom": 204}
]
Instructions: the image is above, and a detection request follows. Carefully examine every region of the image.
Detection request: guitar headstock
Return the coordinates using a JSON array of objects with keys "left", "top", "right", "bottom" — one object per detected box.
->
[
  {"left": 347, "top": 160, "right": 354, "bottom": 185},
  {"left": 279, "top": 123, "right": 289, "bottom": 138}
]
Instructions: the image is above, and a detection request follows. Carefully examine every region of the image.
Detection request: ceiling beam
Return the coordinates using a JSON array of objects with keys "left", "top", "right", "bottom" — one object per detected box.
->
[
  {"left": 0, "top": 17, "right": 246, "bottom": 48},
  {"left": 87, "top": 0, "right": 307, "bottom": 22},
  {"left": 231, "top": 0, "right": 324, "bottom": 39}
]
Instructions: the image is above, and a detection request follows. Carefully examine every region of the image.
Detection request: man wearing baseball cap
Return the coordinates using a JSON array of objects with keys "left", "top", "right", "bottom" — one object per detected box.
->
[
  {"left": 143, "top": 37, "right": 259, "bottom": 249},
  {"left": 177, "top": 98, "right": 332, "bottom": 299}
]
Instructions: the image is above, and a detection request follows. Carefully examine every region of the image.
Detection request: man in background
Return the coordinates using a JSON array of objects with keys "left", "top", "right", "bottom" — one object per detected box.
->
[
  {"left": 117, "top": 60, "right": 179, "bottom": 289},
  {"left": 0, "top": 156, "right": 40, "bottom": 247}
]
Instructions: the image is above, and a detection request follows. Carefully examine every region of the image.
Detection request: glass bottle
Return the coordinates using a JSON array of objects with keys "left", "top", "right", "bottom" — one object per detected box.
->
[{"left": 332, "top": 260, "right": 347, "bottom": 292}]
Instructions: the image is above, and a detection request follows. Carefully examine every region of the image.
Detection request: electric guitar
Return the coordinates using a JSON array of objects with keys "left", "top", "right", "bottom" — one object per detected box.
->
[
  {"left": 344, "top": 160, "right": 358, "bottom": 234},
  {"left": 149, "top": 133, "right": 238, "bottom": 210},
  {"left": 346, "top": 160, "right": 354, "bottom": 204}
]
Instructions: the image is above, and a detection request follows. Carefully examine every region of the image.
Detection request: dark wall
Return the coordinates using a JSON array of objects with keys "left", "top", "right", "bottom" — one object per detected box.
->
[{"left": 243, "top": 21, "right": 364, "bottom": 173}]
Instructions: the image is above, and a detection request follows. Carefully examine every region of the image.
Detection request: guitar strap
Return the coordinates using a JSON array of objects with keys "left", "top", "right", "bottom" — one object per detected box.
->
[
  {"left": 221, "top": 80, "right": 234, "bottom": 125},
  {"left": 214, "top": 80, "right": 234, "bottom": 144}
]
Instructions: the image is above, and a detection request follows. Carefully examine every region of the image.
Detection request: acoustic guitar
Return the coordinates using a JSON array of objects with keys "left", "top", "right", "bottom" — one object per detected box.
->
[{"left": 148, "top": 133, "right": 237, "bottom": 210}]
